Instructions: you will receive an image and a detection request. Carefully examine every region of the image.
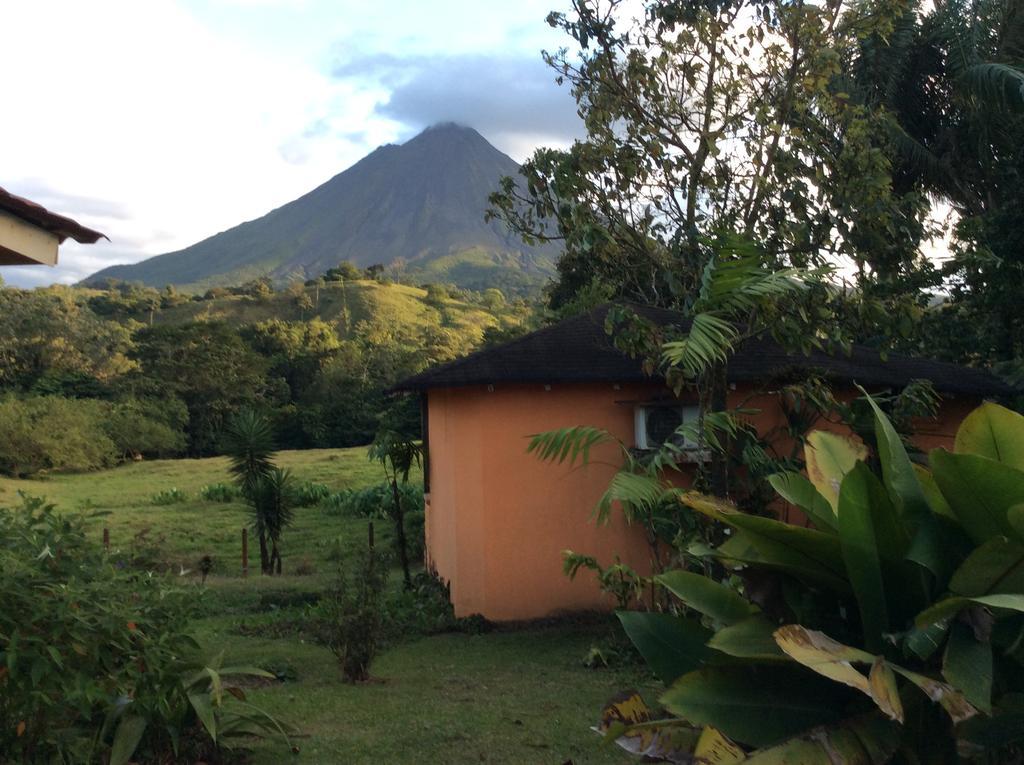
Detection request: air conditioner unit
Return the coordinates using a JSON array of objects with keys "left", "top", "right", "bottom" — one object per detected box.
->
[{"left": 634, "top": 404, "right": 702, "bottom": 453}]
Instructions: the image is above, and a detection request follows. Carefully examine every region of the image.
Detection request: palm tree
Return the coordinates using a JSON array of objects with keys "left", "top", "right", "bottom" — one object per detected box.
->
[
  {"left": 251, "top": 467, "right": 295, "bottom": 575},
  {"left": 222, "top": 410, "right": 277, "bottom": 574}
]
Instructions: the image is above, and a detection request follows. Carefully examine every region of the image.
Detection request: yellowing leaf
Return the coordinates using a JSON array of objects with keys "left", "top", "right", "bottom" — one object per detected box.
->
[
  {"left": 773, "top": 625, "right": 873, "bottom": 696},
  {"left": 868, "top": 659, "right": 904, "bottom": 722},
  {"left": 805, "top": 431, "right": 868, "bottom": 513},
  {"left": 695, "top": 726, "right": 746, "bottom": 764}
]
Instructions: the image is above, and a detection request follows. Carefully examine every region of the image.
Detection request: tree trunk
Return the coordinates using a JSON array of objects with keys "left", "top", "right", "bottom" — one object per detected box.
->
[
  {"left": 390, "top": 478, "right": 413, "bottom": 589},
  {"left": 257, "top": 529, "right": 270, "bottom": 575},
  {"left": 270, "top": 540, "right": 281, "bottom": 575}
]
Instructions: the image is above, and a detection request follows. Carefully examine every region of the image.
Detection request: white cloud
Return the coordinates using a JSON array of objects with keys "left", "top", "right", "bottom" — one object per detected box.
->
[
  {"left": 0, "top": 0, "right": 398, "bottom": 286},
  {"left": 0, "top": 0, "right": 575, "bottom": 288}
]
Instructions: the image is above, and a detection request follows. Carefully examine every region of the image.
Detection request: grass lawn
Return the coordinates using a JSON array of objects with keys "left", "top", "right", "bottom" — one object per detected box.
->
[{"left": 1, "top": 451, "right": 652, "bottom": 764}]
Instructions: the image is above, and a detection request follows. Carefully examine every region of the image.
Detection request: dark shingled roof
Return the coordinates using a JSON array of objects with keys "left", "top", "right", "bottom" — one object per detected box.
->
[
  {"left": 0, "top": 186, "right": 107, "bottom": 244},
  {"left": 393, "top": 303, "right": 1015, "bottom": 397}
]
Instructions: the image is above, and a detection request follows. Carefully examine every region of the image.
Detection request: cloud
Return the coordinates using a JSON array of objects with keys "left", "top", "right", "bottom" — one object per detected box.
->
[{"left": 332, "top": 52, "right": 585, "bottom": 161}]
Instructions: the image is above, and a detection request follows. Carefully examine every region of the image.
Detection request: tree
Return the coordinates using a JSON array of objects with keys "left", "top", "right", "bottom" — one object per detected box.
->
[
  {"left": 222, "top": 410, "right": 276, "bottom": 574},
  {"left": 132, "top": 323, "right": 272, "bottom": 455},
  {"left": 488, "top": 0, "right": 933, "bottom": 495},
  {"left": 368, "top": 428, "right": 423, "bottom": 589},
  {"left": 855, "top": 0, "right": 1024, "bottom": 369}
]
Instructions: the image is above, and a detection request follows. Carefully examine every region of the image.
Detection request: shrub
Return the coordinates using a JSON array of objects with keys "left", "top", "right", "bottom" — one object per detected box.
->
[
  {"left": 294, "top": 480, "right": 332, "bottom": 507},
  {"left": 151, "top": 487, "right": 188, "bottom": 505},
  {"left": 312, "top": 543, "right": 388, "bottom": 682},
  {"left": 0, "top": 396, "right": 116, "bottom": 476},
  {"left": 607, "top": 399, "right": 1024, "bottom": 761},
  {"left": 200, "top": 482, "right": 239, "bottom": 502},
  {"left": 0, "top": 395, "right": 187, "bottom": 477},
  {"left": 0, "top": 496, "right": 291, "bottom": 762},
  {"left": 322, "top": 482, "right": 422, "bottom": 519}
]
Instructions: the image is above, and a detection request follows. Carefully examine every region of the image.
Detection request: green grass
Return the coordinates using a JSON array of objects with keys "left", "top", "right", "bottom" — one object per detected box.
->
[{"left": 1, "top": 452, "right": 648, "bottom": 764}]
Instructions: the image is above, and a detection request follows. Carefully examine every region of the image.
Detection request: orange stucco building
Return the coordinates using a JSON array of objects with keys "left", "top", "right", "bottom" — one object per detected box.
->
[{"left": 396, "top": 304, "right": 1012, "bottom": 621}]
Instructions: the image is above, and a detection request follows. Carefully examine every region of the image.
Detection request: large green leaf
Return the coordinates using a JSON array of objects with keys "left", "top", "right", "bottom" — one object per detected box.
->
[
  {"left": 949, "top": 537, "right": 1024, "bottom": 596},
  {"left": 683, "top": 493, "right": 850, "bottom": 591},
  {"left": 954, "top": 402, "right": 1024, "bottom": 470},
  {"left": 714, "top": 530, "right": 851, "bottom": 594},
  {"left": 660, "top": 665, "right": 852, "bottom": 748},
  {"left": 656, "top": 570, "right": 757, "bottom": 626},
  {"left": 930, "top": 450, "right": 1024, "bottom": 544},
  {"left": 943, "top": 623, "right": 993, "bottom": 714},
  {"left": 916, "top": 593, "right": 1024, "bottom": 628},
  {"left": 743, "top": 713, "right": 899, "bottom": 764},
  {"left": 912, "top": 464, "right": 955, "bottom": 519},
  {"left": 708, "top": 617, "right": 786, "bottom": 660},
  {"left": 109, "top": 715, "right": 148, "bottom": 765},
  {"left": 837, "top": 464, "right": 892, "bottom": 651},
  {"left": 767, "top": 471, "right": 837, "bottom": 532},
  {"left": 860, "top": 390, "right": 930, "bottom": 525},
  {"left": 804, "top": 431, "right": 867, "bottom": 513},
  {"left": 616, "top": 611, "right": 713, "bottom": 686}
]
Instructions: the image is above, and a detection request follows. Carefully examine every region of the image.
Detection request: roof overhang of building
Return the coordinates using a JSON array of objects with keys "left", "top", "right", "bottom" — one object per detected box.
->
[{"left": 0, "top": 209, "right": 60, "bottom": 266}]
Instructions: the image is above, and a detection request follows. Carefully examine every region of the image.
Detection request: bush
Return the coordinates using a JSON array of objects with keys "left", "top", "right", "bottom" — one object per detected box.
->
[
  {"left": 0, "top": 496, "right": 290, "bottom": 762},
  {"left": 294, "top": 480, "right": 332, "bottom": 507},
  {"left": 311, "top": 543, "right": 388, "bottom": 682},
  {"left": 0, "top": 396, "right": 116, "bottom": 476},
  {"left": 151, "top": 487, "right": 188, "bottom": 505},
  {"left": 0, "top": 395, "right": 188, "bottom": 477},
  {"left": 322, "top": 481, "right": 422, "bottom": 519},
  {"left": 200, "top": 482, "right": 239, "bottom": 502}
]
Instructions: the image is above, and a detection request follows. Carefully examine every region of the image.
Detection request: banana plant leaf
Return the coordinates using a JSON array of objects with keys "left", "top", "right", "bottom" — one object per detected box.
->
[
  {"left": 930, "top": 450, "right": 1024, "bottom": 544},
  {"left": 660, "top": 664, "right": 854, "bottom": 748},
  {"left": 954, "top": 402, "right": 1024, "bottom": 470},
  {"left": 655, "top": 570, "right": 758, "bottom": 626},
  {"left": 616, "top": 611, "right": 713, "bottom": 685}
]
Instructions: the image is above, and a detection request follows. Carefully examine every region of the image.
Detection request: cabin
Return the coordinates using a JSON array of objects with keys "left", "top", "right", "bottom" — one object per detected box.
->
[
  {"left": 0, "top": 186, "right": 105, "bottom": 267},
  {"left": 393, "top": 303, "right": 1014, "bottom": 621}
]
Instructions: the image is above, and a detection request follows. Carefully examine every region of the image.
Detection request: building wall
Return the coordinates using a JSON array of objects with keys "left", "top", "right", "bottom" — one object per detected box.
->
[{"left": 425, "top": 381, "right": 979, "bottom": 621}]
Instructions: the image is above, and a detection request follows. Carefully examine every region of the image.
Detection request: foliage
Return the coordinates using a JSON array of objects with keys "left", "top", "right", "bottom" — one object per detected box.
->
[
  {"left": 312, "top": 541, "right": 389, "bottom": 683},
  {"left": 0, "top": 496, "right": 290, "bottom": 763},
  {"left": 151, "top": 486, "right": 188, "bottom": 506},
  {"left": 200, "top": 482, "right": 240, "bottom": 502},
  {"left": 368, "top": 429, "right": 424, "bottom": 589},
  {"left": 0, "top": 395, "right": 188, "bottom": 478},
  {"left": 607, "top": 399, "right": 1024, "bottom": 762},
  {"left": 293, "top": 480, "right": 332, "bottom": 507},
  {"left": 132, "top": 322, "right": 273, "bottom": 456},
  {"left": 222, "top": 410, "right": 295, "bottom": 575}
]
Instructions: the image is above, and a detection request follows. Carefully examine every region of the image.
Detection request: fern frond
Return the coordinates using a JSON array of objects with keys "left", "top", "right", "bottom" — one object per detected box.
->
[
  {"left": 527, "top": 426, "right": 617, "bottom": 466},
  {"left": 662, "top": 312, "right": 739, "bottom": 378},
  {"left": 595, "top": 471, "right": 667, "bottom": 523}
]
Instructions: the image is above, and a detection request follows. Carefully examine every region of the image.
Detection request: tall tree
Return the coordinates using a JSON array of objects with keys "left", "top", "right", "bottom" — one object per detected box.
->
[{"left": 490, "top": 0, "right": 919, "bottom": 494}]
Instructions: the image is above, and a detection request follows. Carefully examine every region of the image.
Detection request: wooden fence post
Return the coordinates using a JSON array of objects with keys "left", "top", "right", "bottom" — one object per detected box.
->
[
  {"left": 368, "top": 521, "right": 374, "bottom": 551},
  {"left": 241, "top": 527, "right": 248, "bottom": 578},
  {"left": 102, "top": 527, "right": 110, "bottom": 552}
]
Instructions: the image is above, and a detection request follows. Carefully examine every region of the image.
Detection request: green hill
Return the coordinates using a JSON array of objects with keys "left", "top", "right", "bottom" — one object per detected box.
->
[
  {"left": 83, "top": 124, "right": 557, "bottom": 294},
  {"left": 147, "top": 279, "right": 515, "bottom": 342}
]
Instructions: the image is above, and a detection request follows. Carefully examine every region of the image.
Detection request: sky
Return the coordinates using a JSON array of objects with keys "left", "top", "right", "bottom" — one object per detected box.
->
[{"left": 0, "top": 0, "right": 583, "bottom": 288}]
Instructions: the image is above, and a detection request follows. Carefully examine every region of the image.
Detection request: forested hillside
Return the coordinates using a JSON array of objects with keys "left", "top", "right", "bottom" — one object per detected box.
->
[{"left": 0, "top": 268, "right": 531, "bottom": 476}]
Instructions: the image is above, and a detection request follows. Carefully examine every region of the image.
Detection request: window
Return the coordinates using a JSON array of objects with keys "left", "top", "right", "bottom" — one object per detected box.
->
[{"left": 634, "top": 404, "right": 702, "bottom": 452}]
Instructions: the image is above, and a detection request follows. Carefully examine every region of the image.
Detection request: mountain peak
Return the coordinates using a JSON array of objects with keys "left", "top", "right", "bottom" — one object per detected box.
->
[{"left": 83, "top": 122, "right": 554, "bottom": 292}]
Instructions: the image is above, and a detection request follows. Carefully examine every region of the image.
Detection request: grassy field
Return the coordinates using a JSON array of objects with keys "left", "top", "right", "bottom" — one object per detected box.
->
[{"left": 1, "top": 451, "right": 651, "bottom": 764}]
